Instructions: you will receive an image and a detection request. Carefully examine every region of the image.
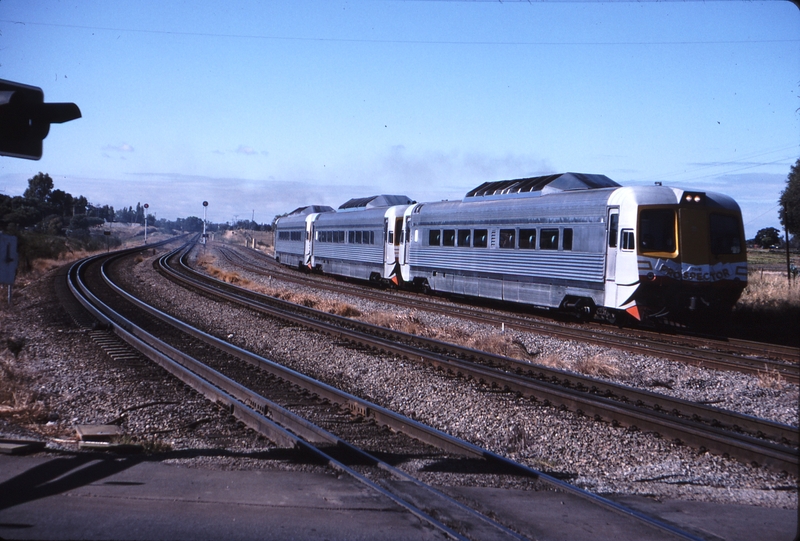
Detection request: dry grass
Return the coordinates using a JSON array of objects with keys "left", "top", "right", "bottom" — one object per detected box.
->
[
  {"left": 200, "top": 254, "right": 541, "bottom": 360},
  {"left": 536, "top": 352, "right": 628, "bottom": 379},
  {"left": 574, "top": 354, "right": 629, "bottom": 379},
  {"left": 0, "top": 350, "right": 47, "bottom": 424},
  {"left": 757, "top": 367, "right": 785, "bottom": 390},
  {"left": 359, "top": 311, "right": 536, "bottom": 360},
  {"left": 733, "top": 271, "right": 800, "bottom": 344},
  {"left": 737, "top": 271, "right": 800, "bottom": 312},
  {"left": 15, "top": 248, "right": 97, "bottom": 286},
  {"left": 198, "top": 255, "right": 362, "bottom": 318}
]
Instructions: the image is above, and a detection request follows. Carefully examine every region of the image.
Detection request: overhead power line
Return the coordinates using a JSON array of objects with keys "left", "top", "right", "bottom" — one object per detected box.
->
[{"left": 1, "top": 19, "right": 798, "bottom": 46}]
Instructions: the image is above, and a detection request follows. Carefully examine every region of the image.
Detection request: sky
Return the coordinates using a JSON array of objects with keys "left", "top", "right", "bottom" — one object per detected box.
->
[{"left": 0, "top": 0, "right": 798, "bottom": 238}]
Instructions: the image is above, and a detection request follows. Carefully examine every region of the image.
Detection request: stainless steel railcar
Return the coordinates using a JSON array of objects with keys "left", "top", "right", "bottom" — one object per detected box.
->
[
  {"left": 311, "top": 195, "right": 414, "bottom": 282},
  {"left": 274, "top": 173, "right": 747, "bottom": 321},
  {"left": 274, "top": 196, "right": 414, "bottom": 282},
  {"left": 274, "top": 205, "right": 334, "bottom": 268}
]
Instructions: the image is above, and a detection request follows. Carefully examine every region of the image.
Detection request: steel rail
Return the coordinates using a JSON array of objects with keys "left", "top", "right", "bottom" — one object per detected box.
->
[
  {"left": 72, "top": 242, "right": 706, "bottom": 541},
  {"left": 169, "top": 243, "right": 799, "bottom": 473},
  {"left": 158, "top": 242, "right": 707, "bottom": 541},
  {"left": 220, "top": 245, "right": 799, "bottom": 375},
  {"left": 67, "top": 251, "right": 496, "bottom": 541},
  {"left": 216, "top": 245, "right": 799, "bottom": 443}
]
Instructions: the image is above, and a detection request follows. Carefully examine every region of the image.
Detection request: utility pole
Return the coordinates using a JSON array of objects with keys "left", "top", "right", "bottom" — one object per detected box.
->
[
  {"left": 143, "top": 203, "right": 149, "bottom": 244},
  {"left": 786, "top": 223, "right": 794, "bottom": 286},
  {"left": 202, "top": 201, "right": 208, "bottom": 245}
]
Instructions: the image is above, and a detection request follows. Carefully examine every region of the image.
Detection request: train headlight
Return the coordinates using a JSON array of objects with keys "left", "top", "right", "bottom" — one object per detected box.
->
[{"left": 682, "top": 192, "right": 705, "bottom": 204}]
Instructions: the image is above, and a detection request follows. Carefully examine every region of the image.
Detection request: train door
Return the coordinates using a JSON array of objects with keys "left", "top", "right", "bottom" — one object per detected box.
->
[
  {"left": 678, "top": 206, "right": 707, "bottom": 271},
  {"left": 383, "top": 206, "right": 406, "bottom": 282},
  {"left": 304, "top": 213, "right": 318, "bottom": 268},
  {"left": 398, "top": 204, "right": 418, "bottom": 282},
  {"left": 604, "top": 207, "right": 619, "bottom": 306}
]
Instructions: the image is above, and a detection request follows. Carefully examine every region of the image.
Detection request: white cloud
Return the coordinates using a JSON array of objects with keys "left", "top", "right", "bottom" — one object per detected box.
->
[
  {"left": 103, "top": 143, "right": 135, "bottom": 153},
  {"left": 317, "top": 147, "right": 552, "bottom": 200}
]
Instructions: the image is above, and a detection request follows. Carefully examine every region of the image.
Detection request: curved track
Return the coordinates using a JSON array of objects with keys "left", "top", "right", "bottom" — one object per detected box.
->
[
  {"left": 66, "top": 240, "right": 707, "bottom": 541},
  {"left": 217, "top": 245, "right": 799, "bottom": 383},
  {"left": 169, "top": 242, "right": 799, "bottom": 474}
]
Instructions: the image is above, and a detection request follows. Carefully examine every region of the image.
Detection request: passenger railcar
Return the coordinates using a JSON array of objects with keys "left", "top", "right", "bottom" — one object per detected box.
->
[
  {"left": 273, "top": 173, "right": 747, "bottom": 322},
  {"left": 310, "top": 195, "right": 414, "bottom": 282},
  {"left": 274, "top": 205, "right": 334, "bottom": 268}
]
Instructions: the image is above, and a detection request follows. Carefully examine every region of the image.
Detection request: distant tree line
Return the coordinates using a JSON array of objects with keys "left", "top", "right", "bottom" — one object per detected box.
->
[
  {"left": 0, "top": 172, "right": 101, "bottom": 235},
  {"left": 1, "top": 172, "right": 273, "bottom": 237}
]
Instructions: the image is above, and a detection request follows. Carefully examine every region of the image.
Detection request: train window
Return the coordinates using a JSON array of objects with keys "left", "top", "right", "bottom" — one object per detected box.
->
[
  {"left": 356, "top": 231, "right": 363, "bottom": 244},
  {"left": 348, "top": 231, "right": 355, "bottom": 243},
  {"left": 639, "top": 209, "right": 676, "bottom": 253},
  {"left": 443, "top": 229, "right": 456, "bottom": 246},
  {"left": 519, "top": 229, "right": 536, "bottom": 249},
  {"left": 608, "top": 213, "right": 619, "bottom": 248},
  {"left": 369, "top": 231, "right": 375, "bottom": 244},
  {"left": 563, "top": 228, "right": 573, "bottom": 251},
  {"left": 388, "top": 230, "right": 394, "bottom": 244},
  {"left": 474, "top": 229, "right": 488, "bottom": 248},
  {"left": 429, "top": 229, "right": 441, "bottom": 246},
  {"left": 499, "top": 229, "right": 515, "bottom": 249},
  {"left": 457, "top": 229, "right": 471, "bottom": 247},
  {"left": 710, "top": 214, "right": 742, "bottom": 255},
  {"left": 621, "top": 229, "right": 635, "bottom": 251},
  {"left": 540, "top": 229, "right": 559, "bottom": 250}
]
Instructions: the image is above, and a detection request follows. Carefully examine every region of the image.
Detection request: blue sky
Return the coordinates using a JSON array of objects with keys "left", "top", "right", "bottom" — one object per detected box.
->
[{"left": 0, "top": 0, "right": 798, "bottom": 238}]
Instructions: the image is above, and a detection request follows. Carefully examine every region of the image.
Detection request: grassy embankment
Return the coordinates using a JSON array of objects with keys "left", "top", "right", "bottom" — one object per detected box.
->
[{"left": 734, "top": 249, "right": 800, "bottom": 349}]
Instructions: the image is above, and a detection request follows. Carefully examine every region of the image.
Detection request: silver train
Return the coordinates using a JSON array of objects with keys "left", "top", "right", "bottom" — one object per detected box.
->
[{"left": 274, "top": 173, "right": 747, "bottom": 322}]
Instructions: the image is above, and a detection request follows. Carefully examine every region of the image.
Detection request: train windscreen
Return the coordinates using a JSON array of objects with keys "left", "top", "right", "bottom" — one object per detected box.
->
[
  {"left": 710, "top": 213, "right": 743, "bottom": 255},
  {"left": 639, "top": 209, "right": 676, "bottom": 254}
]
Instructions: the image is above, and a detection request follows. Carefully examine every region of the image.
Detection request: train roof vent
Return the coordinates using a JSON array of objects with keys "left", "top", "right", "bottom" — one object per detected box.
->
[
  {"left": 287, "top": 205, "right": 335, "bottom": 216},
  {"left": 464, "top": 173, "right": 620, "bottom": 201},
  {"left": 338, "top": 194, "right": 414, "bottom": 211}
]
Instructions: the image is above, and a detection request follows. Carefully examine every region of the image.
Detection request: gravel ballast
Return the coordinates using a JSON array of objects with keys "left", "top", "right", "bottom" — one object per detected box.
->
[{"left": 1, "top": 243, "right": 796, "bottom": 511}]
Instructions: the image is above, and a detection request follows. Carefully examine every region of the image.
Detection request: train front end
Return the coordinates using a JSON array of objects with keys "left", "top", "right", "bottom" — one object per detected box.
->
[{"left": 618, "top": 187, "right": 747, "bottom": 321}]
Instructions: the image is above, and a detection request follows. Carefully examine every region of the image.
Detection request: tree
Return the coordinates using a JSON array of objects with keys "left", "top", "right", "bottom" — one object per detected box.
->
[
  {"left": 73, "top": 195, "right": 89, "bottom": 216},
  {"left": 779, "top": 158, "right": 800, "bottom": 237},
  {"left": 47, "top": 189, "right": 74, "bottom": 218},
  {"left": 23, "top": 172, "right": 54, "bottom": 202},
  {"left": 755, "top": 227, "right": 782, "bottom": 248},
  {"left": 181, "top": 216, "right": 204, "bottom": 232}
]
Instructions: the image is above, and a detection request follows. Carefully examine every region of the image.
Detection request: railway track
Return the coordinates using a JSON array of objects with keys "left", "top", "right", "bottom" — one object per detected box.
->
[
  {"left": 215, "top": 244, "right": 800, "bottom": 383},
  {"left": 170, "top": 242, "right": 798, "bottom": 474},
  {"left": 65, "top": 240, "right": 706, "bottom": 541}
]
